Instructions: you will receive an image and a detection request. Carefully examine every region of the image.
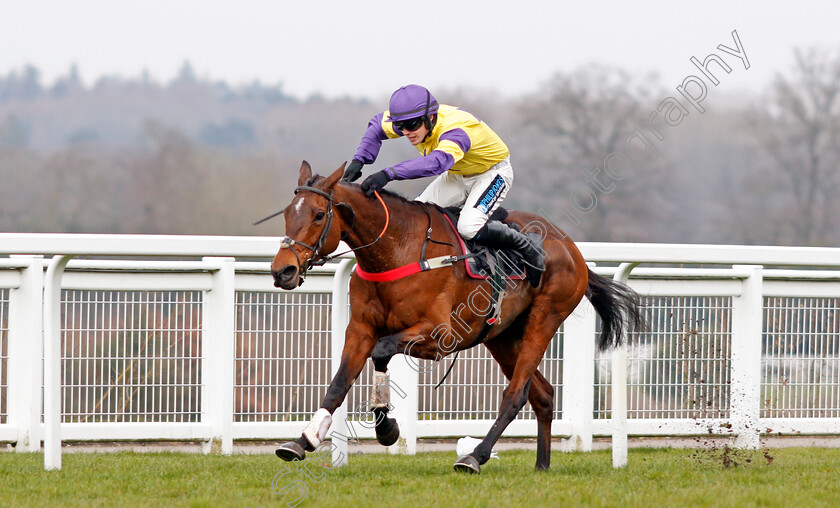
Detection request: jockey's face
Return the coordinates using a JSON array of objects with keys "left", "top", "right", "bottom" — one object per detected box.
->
[{"left": 400, "top": 116, "right": 431, "bottom": 146}]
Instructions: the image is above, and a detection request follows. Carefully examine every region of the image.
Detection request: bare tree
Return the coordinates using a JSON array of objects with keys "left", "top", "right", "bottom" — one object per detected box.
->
[
  {"left": 512, "top": 65, "right": 674, "bottom": 241},
  {"left": 0, "top": 146, "right": 39, "bottom": 230},
  {"left": 746, "top": 48, "right": 840, "bottom": 246},
  {"left": 122, "top": 120, "right": 203, "bottom": 234},
  {"left": 40, "top": 146, "right": 118, "bottom": 232}
]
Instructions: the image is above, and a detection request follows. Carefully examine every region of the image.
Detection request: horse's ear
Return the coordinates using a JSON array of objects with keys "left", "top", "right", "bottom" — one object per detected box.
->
[
  {"left": 297, "top": 160, "right": 313, "bottom": 187},
  {"left": 323, "top": 162, "right": 346, "bottom": 190}
]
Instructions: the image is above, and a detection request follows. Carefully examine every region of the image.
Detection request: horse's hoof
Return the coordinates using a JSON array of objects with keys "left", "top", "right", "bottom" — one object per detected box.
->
[
  {"left": 453, "top": 455, "right": 481, "bottom": 474},
  {"left": 275, "top": 441, "right": 306, "bottom": 462},
  {"left": 375, "top": 418, "right": 400, "bottom": 447}
]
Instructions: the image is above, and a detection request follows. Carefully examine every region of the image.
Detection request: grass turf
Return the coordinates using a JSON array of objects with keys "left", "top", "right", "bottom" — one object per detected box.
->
[{"left": 1, "top": 447, "right": 839, "bottom": 507}]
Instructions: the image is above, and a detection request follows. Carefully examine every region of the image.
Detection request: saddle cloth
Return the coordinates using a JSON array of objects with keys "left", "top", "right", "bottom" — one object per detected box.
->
[{"left": 439, "top": 206, "right": 542, "bottom": 281}]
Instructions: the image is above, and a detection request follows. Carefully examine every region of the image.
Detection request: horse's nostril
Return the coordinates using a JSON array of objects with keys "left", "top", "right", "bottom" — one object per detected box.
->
[
  {"left": 273, "top": 265, "right": 299, "bottom": 285},
  {"left": 279, "top": 265, "right": 298, "bottom": 280}
]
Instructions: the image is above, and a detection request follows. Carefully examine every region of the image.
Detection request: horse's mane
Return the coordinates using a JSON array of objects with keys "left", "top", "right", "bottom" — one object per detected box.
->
[
  {"left": 319, "top": 178, "right": 430, "bottom": 211},
  {"left": 306, "top": 174, "right": 450, "bottom": 222},
  {"left": 308, "top": 175, "right": 511, "bottom": 228},
  {"left": 369, "top": 186, "right": 426, "bottom": 209}
]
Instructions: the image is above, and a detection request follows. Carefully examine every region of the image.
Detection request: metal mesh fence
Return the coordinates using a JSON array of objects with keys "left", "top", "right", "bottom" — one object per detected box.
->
[
  {"left": 60, "top": 290, "right": 203, "bottom": 423},
  {"left": 344, "top": 309, "right": 564, "bottom": 423},
  {"left": 415, "top": 329, "right": 564, "bottom": 421},
  {"left": 234, "top": 292, "right": 332, "bottom": 422},
  {"left": 346, "top": 360, "right": 376, "bottom": 423},
  {"left": 43, "top": 283, "right": 840, "bottom": 430},
  {"left": 762, "top": 297, "right": 840, "bottom": 418},
  {"left": 595, "top": 296, "right": 733, "bottom": 419}
]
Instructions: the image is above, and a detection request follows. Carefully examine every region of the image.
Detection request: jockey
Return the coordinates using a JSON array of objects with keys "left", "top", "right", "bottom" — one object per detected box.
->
[{"left": 343, "top": 84, "right": 544, "bottom": 287}]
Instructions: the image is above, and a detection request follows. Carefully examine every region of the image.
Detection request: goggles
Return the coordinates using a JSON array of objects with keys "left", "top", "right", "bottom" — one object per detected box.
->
[{"left": 394, "top": 116, "right": 425, "bottom": 132}]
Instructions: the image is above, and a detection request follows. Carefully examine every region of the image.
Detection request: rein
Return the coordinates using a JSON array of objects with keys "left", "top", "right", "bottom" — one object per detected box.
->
[{"left": 321, "top": 190, "right": 390, "bottom": 263}]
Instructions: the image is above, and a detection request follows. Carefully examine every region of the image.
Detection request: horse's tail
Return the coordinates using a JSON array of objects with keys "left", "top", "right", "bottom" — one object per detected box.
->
[{"left": 585, "top": 268, "right": 645, "bottom": 351}]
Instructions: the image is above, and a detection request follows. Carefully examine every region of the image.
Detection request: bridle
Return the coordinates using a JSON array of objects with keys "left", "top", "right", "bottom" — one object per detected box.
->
[
  {"left": 260, "top": 185, "right": 390, "bottom": 285},
  {"left": 276, "top": 185, "right": 338, "bottom": 283}
]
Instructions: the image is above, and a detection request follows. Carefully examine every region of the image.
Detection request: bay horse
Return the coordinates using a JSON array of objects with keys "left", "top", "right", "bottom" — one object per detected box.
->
[{"left": 270, "top": 161, "right": 642, "bottom": 473}]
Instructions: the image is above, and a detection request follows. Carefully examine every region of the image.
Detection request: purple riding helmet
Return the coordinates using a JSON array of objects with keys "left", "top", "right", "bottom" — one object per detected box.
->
[{"left": 387, "top": 84, "right": 439, "bottom": 124}]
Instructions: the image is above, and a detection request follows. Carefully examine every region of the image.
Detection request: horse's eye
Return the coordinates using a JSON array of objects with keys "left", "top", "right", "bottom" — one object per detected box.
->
[{"left": 314, "top": 211, "right": 326, "bottom": 222}]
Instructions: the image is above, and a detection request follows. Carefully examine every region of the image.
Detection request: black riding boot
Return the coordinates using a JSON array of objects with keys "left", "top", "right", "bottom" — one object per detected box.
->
[{"left": 474, "top": 221, "right": 545, "bottom": 287}]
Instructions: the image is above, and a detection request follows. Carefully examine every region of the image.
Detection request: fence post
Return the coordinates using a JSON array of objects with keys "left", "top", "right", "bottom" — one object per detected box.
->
[
  {"left": 201, "top": 257, "right": 236, "bottom": 454},
  {"left": 561, "top": 296, "right": 597, "bottom": 452},
  {"left": 43, "top": 254, "right": 73, "bottom": 470},
  {"left": 328, "top": 258, "right": 355, "bottom": 467},
  {"left": 612, "top": 262, "right": 638, "bottom": 469},
  {"left": 730, "top": 264, "right": 763, "bottom": 449},
  {"left": 387, "top": 354, "right": 418, "bottom": 455},
  {"left": 7, "top": 256, "right": 44, "bottom": 452}
]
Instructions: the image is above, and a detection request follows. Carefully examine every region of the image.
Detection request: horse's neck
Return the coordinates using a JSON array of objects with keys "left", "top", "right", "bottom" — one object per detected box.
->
[{"left": 336, "top": 186, "right": 430, "bottom": 271}]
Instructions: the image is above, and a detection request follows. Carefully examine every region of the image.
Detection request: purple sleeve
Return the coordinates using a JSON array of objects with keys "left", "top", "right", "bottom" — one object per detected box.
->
[
  {"left": 352, "top": 112, "right": 396, "bottom": 164},
  {"left": 389, "top": 150, "right": 455, "bottom": 180},
  {"left": 439, "top": 128, "right": 471, "bottom": 153}
]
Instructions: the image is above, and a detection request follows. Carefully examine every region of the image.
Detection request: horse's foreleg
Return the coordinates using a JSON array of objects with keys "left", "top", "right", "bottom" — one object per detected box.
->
[
  {"left": 485, "top": 337, "right": 555, "bottom": 471},
  {"left": 369, "top": 336, "right": 400, "bottom": 445},
  {"left": 368, "top": 323, "right": 437, "bottom": 447},
  {"left": 276, "top": 322, "right": 375, "bottom": 462},
  {"left": 459, "top": 376, "right": 533, "bottom": 472}
]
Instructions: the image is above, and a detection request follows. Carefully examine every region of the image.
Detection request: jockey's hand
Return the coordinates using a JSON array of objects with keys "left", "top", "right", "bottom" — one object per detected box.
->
[
  {"left": 342, "top": 160, "right": 363, "bottom": 182},
  {"left": 361, "top": 170, "right": 391, "bottom": 197}
]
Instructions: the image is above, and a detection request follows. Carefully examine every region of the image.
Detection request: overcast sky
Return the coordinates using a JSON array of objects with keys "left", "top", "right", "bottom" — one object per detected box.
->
[{"left": 3, "top": 1, "right": 839, "bottom": 100}]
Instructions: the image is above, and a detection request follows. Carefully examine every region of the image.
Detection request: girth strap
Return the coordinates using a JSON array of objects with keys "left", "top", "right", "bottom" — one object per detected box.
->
[{"left": 354, "top": 255, "right": 456, "bottom": 282}]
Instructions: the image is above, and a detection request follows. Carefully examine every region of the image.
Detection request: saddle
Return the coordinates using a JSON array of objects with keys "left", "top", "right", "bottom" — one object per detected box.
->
[{"left": 439, "top": 206, "right": 543, "bottom": 282}]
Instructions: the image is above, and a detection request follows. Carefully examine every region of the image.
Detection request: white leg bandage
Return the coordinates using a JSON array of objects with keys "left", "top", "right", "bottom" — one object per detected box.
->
[
  {"left": 302, "top": 408, "right": 332, "bottom": 448},
  {"left": 370, "top": 371, "right": 391, "bottom": 409}
]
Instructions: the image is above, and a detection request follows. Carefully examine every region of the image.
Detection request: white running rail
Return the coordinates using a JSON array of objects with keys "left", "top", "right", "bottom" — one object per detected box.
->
[{"left": 0, "top": 234, "right": 839, "bottom": 471}]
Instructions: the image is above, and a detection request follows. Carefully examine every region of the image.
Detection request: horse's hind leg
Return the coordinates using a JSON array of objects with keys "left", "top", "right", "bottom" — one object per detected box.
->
[{"left": 485, "top": 337, "right": 556, "bottom": 471}]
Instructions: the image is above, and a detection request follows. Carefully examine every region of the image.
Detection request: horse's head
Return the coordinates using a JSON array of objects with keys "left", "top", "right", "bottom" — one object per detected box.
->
[{"left": 271, "top": 161, "right": 346, "bottom": 289}]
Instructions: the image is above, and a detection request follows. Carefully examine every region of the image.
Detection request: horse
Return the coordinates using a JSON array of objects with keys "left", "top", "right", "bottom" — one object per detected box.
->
[{"left": 269, "top": 161, "right": 643, "bottom": 473}]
